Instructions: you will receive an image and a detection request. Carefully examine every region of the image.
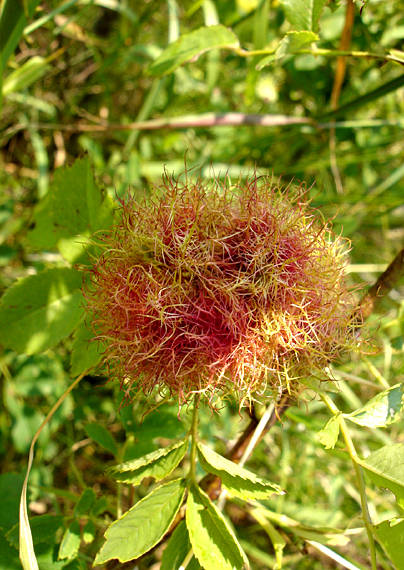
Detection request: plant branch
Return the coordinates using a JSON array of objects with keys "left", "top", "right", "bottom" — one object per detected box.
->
[
  {"left": 319, "top": 392, "right": 377, "bottom": 570},
  {"left": 356, "top": 247, "right": 404, "bottom": 321},
  {"left": 234, "top": 45, "right": 404, "bottom": 66},
  {"left": 189, "top": 393, "right": 201, "bottom": 484},
  {"left": 329, "top": 0, "right": 355, "bottom": 194}
]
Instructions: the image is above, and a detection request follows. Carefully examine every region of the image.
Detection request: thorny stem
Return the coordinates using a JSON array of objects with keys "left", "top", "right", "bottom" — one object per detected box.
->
[
  {"left": 319, "top": 392, "right": 377, "bottom": 570},
  {"left": 189, "top": 393, "right": 201, "bottom": 484}
]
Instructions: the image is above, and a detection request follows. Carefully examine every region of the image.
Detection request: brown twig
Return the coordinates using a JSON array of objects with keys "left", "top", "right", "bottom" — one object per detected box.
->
[
  {"left": 357, "top": 247, "right": 404, "bottom": 321},
  {"left": 329, "top": 0, "right": 355, "bottom": 194}
]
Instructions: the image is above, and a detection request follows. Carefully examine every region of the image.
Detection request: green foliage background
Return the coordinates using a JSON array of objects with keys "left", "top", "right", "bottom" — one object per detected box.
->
[{"left": 0, "top": 0, "right": 403, "bottom": 568}]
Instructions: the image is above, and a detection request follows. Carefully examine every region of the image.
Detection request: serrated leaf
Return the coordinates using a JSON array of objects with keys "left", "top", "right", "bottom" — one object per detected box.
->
[
  {"left": 85, "top": 423, "right": 118, "bottom": 456},
  {"left": 374, "top": 518, "right": 404, "bottom": 570},
  {"left": 186, "top": 484, "right": 249, "bottom": 570},
  {"left": 94, "top": 478, "right": 186, "bottom": 565},
  {"left": 161, "top": 520, "right": 201, "bottom": 570},
  {"left": 0, "top": 268, "right": 84, "bottom": 354},
  {"left": 359, "top": 444, "right": 404, "bottom": 507},
  {"left": 58, "top": 520, "right": 81, "bottom": 560},
  {"left": 28, "top": 157, "right": 113, "bottom": 251},
  {"left": 197, "top": 442, "right": 283, "bottom": 500},
  {"left": 110, "top": 439, "right": 188, "bottom": 485},
  {"left": 317, "top": 414, "right": 340, "bottom": 449},
  {"left": 279, "top": 0, "right": 327, "bottom": 32},
  {"left": 149, "top": 25, "right": 239, "bottom": 76},
  {"left": 70, "top": 318, "right": 104, "bottom": 376},
  {"left": 344, "top": 383, "right": 404, "bottom": 428}
]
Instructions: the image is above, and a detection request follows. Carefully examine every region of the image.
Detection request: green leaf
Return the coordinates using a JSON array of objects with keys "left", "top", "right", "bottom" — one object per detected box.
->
[
  {"left": 344, "top": 383, "right": 404, "bottom": 428},
  {"left": 374, "top": 518, "right": 404, "bottom": 570},
  {"left": 186, "top": 483, "right": 250, "bottom": 570},
  {"left": 28, "top": 157, "right": 113, "bottom": 250},
  {"left": 74, "top": 488, "right": 96, "bottom": 517},
  {"left": 279, "top": 0, "right": 327, "bottom": 32},
  {"left": 110, "top": 439, "right": 188, "bottom": 485},
  {"left": 0, "top": 0, "right": 40, "bottom": 71},
  {"left": 256, "top": 31, "right": 318, "bottom": 68},
  {"left": 149, "top": 25, "right": 239, "bottom": 76},
  {"left": 6, "top": 515, "right": 64, "bottom": 548},
  {"left": 0, "top": 530, "right": 20, "bottom": 570},
  {"left": 0, "top": 473, "right": 24, "bottom": 531},
  {"left": 359, "top": 443, "right": 404, "bottom": 507},
  {"left": 94, "top": 478, "right": 186, "bottom": 565},
  {"left": 58, "top": 520, "right": 81, "bottom": 560},
  {"left": 0, "top": 268, "right": 83, "bottom": 355},
  {"left": 161, "top": 520, "right": 201, "bottom": 570},
  {"left": 2, "top": 56, "right": 49, "bottom": 97},
  {"left": 276, "top": 30, "right": 318, "bottom": 57},
  {"left": 70, "top": 318, "right": 104, "bottom": 377},
  {"left": 317, "top": 414, "right": 340, "bottom": 449},
  {"left": 84, "top": 423, "right": 118, "bottom": 456},
  {"left": 197, "top": 442, "right": 283, "bottom": 500},
  {"left": 82, "top": 520, "right": 96, "bottom": 545}
]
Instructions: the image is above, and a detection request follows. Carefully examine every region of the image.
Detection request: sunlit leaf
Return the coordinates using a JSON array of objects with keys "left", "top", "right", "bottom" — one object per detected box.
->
[
  {"left": 94, "top": 479, "right": 186, "bottom": 564},
  {"left": 257, "top": 31, "right": 318, "bottom": 68},
  {"left": 28, "top": 157, "right": 113, "bottom": 251},
  {"left": 374, "top": 518, "right": 404, "bottom": 570},
  {"left": 186, "top": 483, "right": 250, "bottom": 570},
  {"left": 149, "top": 25, "right": 239, "bottom": 76},
  {"left": 58, "top": 520, "right": 81, "bottom": 560},
  {"left": 70, "top": 318, "right": 104, "bottom": 376},
  {"left": 359, "top": 443, "right": 404, "bottom": 507},
  {"left": 2, "top": 56, "right": 49, "bottom": 97},
  {"left": 110, "top": 439, "right": 188, "bottom": 485},
  {"left": 345, "top": 383, "right": 404, "bottom": 428},
  {"left": 317, "top": 414, "right": 340, "bottom": 449},
  {"left": 279, "top": 0, "right": 327, "bottom": 32},
  {"left": 197, "top": 442, "right": 283, "bottom": 500},
  {"left": 0, "top": 268, "right": 83, "bottom": 355}
]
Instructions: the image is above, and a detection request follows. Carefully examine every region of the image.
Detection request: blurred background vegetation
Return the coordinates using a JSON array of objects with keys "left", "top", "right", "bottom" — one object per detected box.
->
[{"left": 0, "top": 0, "right": 403, "bottom": 568}]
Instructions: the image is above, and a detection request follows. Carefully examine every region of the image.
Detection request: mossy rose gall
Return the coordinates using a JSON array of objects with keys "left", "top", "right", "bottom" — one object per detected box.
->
[{"left": 83, "top": 173, "right": 357, "bottom": 406}]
